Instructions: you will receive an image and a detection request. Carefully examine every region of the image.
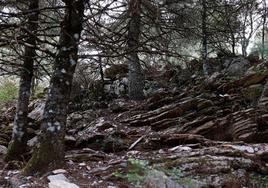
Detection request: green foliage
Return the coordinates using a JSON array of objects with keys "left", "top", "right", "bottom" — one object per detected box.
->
[
  {"left": 160, "top": 167, "right": 183, "bottom": 181},
  {"left": 250, "top": 173, "right": 268, "bottom": 187},
  {"left": 0, "top": 80, "right": 17, "bottom": 104},
  {"left": 113, "top": 160, "right": 198, "bottom": 188},
  {"left": 154, "top": 165, "right": 197, "bottom": 187},
  {"left": 154, "top": 165, "right": 187, "bottom": 183},
  {"left": 113, "top": 159, "right": 149, "bottom": 188},
  {"left": 250, "top": 43, "right": 268, "bottom": 59},
  {"left": 251, "top": 29, "right": 268, "bottom": 59}
]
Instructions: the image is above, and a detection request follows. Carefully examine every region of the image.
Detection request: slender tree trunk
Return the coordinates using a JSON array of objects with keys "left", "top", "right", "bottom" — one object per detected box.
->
[
  {"left": 31, "top": 70, "right": 38, "bottom": 97},
  {"left": 262, "top": 0, "right": 267, "bottom": 60},
  {"left": 201, "top": 0, "right": 208, "bottom": 76},
  {"left": 98, "top": 56, "right": 105, "bottom": 99},
  {"left": 242, "top": 39, "right": 249, "bottom": 57},
  {"left": 241, "top": 28, "right": 248, "bottom": 57},
  {"left": 5, "top": 0, "right": 39, "bottom": 162},
  {"left": 23, "top": 0, "right": 84, "bottom": 176},
  {"left": 231, "top": 34, "right": 236, "bottom": 55},
  {"left": 127, "top": 0, "right": 144, "bottom": 100},
  {"left": 99, "top": 56, "right": 104, "bottom": 86}
]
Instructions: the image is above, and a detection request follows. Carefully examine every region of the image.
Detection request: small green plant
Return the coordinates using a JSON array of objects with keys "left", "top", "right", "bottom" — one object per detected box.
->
[
  {"left": 163, "top": 167, "right": 183, "bottom": 180},
  {"left": 113, "top": 158, "right": 149, "bottom": 188},
  {"left": 250, "top": 173, "right": 268, "bottom": 187},
  {"left": 153, "top": 165, "right": 197, "bottom": 187},
  {"left": 113, "top": 160, "right": 196, "bottom": 188},
  {"left": 0, "top": 80, "right": 18, "bottom": 104},
  {"left": 154, "top": 166, "right": 184, "bottom": 182}
]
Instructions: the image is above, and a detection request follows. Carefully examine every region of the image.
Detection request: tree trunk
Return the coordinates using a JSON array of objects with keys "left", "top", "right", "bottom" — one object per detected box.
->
[
  {"left": 262, "top": 0, "right": 266, "bottom": 60},
  {"left": 241, "top": 39, "right": 248, "bottom": 57},
  {"left": 5, "top": 0, "right": 39, "bottom": 162},
  {"left": 231, "top": 34, "right": 236, "bottom": 55},
  {"left": 23, "top": 0, "right": 84, "bottom": 176},
  {"left": 127, "top": 0, "right": 144, "bottom": 100},
  {"left": 201, "top": 0, "right": 208, "bottom": 76},
  {"left": 98, "top": 56, "right": 105, "bottom": 99},
  {"left": 241, "top": 28, "right": 247, "bottom": 57}
]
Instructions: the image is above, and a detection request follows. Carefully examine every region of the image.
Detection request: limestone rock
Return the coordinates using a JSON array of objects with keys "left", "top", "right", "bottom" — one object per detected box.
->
[
  {"left": 28, "top": 101, "right": 45, "bottom": 121},
  {"left": 242, "top": 84, "right": 263, "bottom": 102},
  {"left": 144, "top": 170, "right": 184, "bottom": 188},
  {"left": 160, "top": 143, "right": 268, "bottom": 187},
  {"left": 47, "top": 174, "right": 68, "bottom": 182},
  {"left": 142, "top": 133, "right": 208, "bottom": 150},
  {"left": 66, "top": 110, "right": 99, "bottom": 132},
  {"left": 258, "top": 80, "right": 268, "bottom": 110},
  {"left": 203, "top": 57, "right": 250, "bottom": 76},
  {"left": 52, "top": 169, "right": 67, "bottom": 174},
  {"left": 197, "top": 99, "right": 214, "bottom": 111},
  {"left": 223, "top": 57, "right": 250, "bottom": 76},
  {"left": 178, "top": 116, "right": 215, "bottom": 133},
  {"left": 239, "top": 70, "right": 268, "bottom": 87},
  {"left": 75, "top": 117, "right": 128, "bottom": 152},
  {"left": 48, "top": 180, "right": 79, "bottom": 188},
  {"left": 0, "top": 145, "right": 7, "bottom": 155}
]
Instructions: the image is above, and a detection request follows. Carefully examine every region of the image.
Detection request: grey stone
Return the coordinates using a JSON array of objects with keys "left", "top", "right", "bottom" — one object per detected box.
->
[
  {"left": 145, "top": 169, "right": 208, "bottom": 188},
  {"left": 0, "top": 145, "right": 7, "bottom": 155},
  {"left": 47, "top": 174, "right": 68, "bottom": 182},
  {"left": 48, "top": 180, "right": 79, "bottom": 188}
]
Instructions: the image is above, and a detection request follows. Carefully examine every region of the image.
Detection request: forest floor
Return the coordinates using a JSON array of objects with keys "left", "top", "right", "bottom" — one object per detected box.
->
[{"left": 1, "top": 60, "right": 268, "bottom": 187}]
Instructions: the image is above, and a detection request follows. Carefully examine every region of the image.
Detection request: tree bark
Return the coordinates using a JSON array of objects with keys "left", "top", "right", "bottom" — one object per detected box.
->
[
  {"left": 127, "top": 0, "right": 144, "bottom": 100},
  {"left": 201, "top": 0, "right": 209, "bottom": 76},
  {"left": 262, "top": 0, "right": 266, "bottom": 60},
  {"left": 231, "top": 34, "right": 236, "bottom": 55},
  {"left": 5, "top": 0, "right": 39, "bottom": 162},
  {"left": 23, "top": 0, "right": 84, "bottom": 176}
]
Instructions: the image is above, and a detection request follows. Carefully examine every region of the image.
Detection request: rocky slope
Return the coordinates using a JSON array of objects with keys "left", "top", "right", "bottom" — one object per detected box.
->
[{"left": 0, "top": 58, "right": 268, "bottom": 187}]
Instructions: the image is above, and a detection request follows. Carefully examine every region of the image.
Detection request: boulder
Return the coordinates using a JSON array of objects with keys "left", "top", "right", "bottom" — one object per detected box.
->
[
  {"left": 239, "top": 70, "right": 268, "bottom": 87},
  {"left": 203, "top": 57, "right": 250, "bottom": 76},
  {"left": 47, "top": 174, "right": 79, "bottom": 188},
  {"left": 48, "top": 180, "right": 80, "bottom": 188},
  {"left": 223, "top": 57, "right": 250, "bottom": 76},
  {"left": 47, "top": 174, "right": 69, "bottom": 182},
  {"left": 0, "top": 145, "right": 7, "bottom": 155},
  {"left": 75, "top": 117, "right": 127, "bottom": 152},
  {"left": 66, "top": 109, "right": 100, "bottom": 132},
  {"left": 28, "top": 100, "right": 45, "bottom": 121},
  {"left": 159, "top": 143, "right": 268, "bottom": 187}
]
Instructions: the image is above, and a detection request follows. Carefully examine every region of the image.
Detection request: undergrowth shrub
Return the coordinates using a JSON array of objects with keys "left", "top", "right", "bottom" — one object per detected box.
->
[{"left": 0, "top": 80, "right": 18, "bottom": 104}]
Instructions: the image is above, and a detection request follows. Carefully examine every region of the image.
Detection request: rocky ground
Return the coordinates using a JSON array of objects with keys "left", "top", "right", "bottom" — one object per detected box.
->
[{"left": 0, "top": 58, "right": 268, "bottom": 187}]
